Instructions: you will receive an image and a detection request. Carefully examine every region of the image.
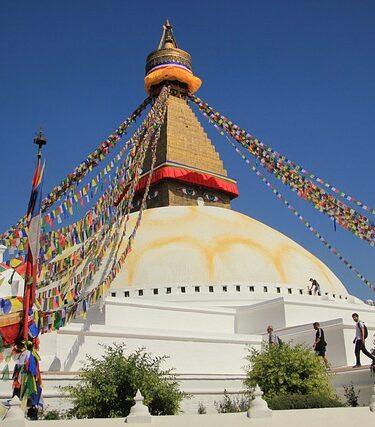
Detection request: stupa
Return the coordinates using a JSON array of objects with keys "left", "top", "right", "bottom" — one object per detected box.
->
[
  {"left": 1, "top": 21, "right": 375, "bottom": 412},
  {"left": 107, "top": 21, "right": 347, "bottom": 297}
]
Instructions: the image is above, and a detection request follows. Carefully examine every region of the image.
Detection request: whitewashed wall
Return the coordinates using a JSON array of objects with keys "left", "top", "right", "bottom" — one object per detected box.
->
[{"left": 2, "top": 405, "right": 375, "bottom": 427}]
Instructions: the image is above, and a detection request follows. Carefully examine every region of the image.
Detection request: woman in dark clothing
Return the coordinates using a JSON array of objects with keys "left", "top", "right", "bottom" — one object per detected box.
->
[{"left": 313, "top": 322, "right": 328, "bottom": 367}]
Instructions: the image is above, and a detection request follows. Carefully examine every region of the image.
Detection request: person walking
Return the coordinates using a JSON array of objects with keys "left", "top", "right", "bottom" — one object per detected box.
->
[
  {"left": 352, "top": 312, "right": 375, "bottom": 368},
  {"left": 309, "top": 278, "right": 320, "bottom": 295},
  {"left": 313, "top": 322, "right": 328, "bottom": 367},
  {"left": 266, "top": 325, "right": 281, "bottom": 346}
]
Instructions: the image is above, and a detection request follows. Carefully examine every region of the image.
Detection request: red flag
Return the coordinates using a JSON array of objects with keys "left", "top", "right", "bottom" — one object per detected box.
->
[{"left": 22, "top": 159, "right": 44, "bottom": 340}]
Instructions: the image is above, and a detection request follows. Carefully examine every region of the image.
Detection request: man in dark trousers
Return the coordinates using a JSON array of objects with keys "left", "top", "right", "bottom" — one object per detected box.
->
[
  {"left": 313, "top": 322, "right": 328, "bottom": 367},
  {"left": 352, "top": 312, "right": 375, "bottom": 368}
]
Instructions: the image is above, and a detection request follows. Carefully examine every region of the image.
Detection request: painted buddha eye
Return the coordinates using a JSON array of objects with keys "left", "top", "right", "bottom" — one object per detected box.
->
[
  {"left": 205, "top": 193, "right": 218, "bottom": 202},
  {"left": 182, "top": 188, "right": 196, "bottom": 197},
  {"left": 148, "top": 190, "right": 158, "bottom": 200}
]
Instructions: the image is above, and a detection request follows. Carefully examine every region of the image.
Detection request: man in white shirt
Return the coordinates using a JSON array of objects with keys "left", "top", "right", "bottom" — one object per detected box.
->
[
  {"left": 352, "top": 312, "right": 375, "bottom": 368},
  {"left": 309, "top": 278, "right": 321, "bottom": 295},
  {"left": 266, "top": 325, "right": 281, "bottom": 346}
]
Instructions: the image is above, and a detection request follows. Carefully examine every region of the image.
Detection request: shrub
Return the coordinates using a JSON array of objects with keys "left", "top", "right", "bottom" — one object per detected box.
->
[
  {"left": 266, "top": 393, "right": 344, "bottom": 410},
  {"left": 244, "top": 342, "right": 335, "bottom": 398},
  {"left": 39, "top": 409, "right": 62, "bottom": 420},
  {"left": 343, "top": 383, "right": 360, "bottom": 407},
  {"left": 63, "top": 343, "right": 185, "bottom": 418},
  {"left": 214, "top": 390, "right": 251, "bottom": 413},
  {"left": 197, "top": 402, "right": 207, "bottom": 414},
  {"left": 39, "top": 408, "right": 72, "bottom": 420}
]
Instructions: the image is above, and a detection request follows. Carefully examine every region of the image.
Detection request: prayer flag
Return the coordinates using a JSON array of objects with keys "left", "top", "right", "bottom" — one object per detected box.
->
[{"left": 23, "top": 159, "right": 44, "bottom": 339}]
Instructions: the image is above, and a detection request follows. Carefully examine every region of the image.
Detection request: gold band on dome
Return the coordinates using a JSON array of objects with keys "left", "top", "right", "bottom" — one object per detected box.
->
[
  {"left": 144, "top": 66, "right": 202, "bottom": 94},
  {"left": 145, "top": 48, "right": 192, "bottom": 75},
  {"left": 0, "top": 311, "right": 22, "bottom": 327}
]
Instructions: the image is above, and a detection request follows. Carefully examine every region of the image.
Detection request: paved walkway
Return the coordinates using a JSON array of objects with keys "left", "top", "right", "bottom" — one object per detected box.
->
[{"left": 330, "top": 364, "right": 371, "bottom": 373}]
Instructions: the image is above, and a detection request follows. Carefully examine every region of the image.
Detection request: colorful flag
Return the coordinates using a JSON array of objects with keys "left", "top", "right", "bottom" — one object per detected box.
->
[
  {"left": 15, "top": 156, "right": 45, "bottom": 411},
  {"left": 23, "top": 159, "right": 44, "bottom": 339}
]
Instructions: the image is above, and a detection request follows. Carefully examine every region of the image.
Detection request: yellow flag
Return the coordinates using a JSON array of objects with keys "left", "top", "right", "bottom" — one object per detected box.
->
[{"left": 10, "top": 258, "right": 22, "bottom": 269}]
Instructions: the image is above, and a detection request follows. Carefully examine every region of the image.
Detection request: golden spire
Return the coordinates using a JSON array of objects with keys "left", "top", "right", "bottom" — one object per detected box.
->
[
  {"left": 144, "top": 21, "right": 202, "bottom": 95},
  {"left": 157, "top": 20, "right": 178, "bottom": 50},
  {"left": 135, "top": 22, "right": 239, "bottom": 211}
]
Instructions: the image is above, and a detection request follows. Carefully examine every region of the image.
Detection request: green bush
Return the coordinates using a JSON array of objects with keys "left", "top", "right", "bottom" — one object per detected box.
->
[
  {"left": 343, "top": 383, "right": 360, "bottom": 407},
  {"left": 39, "top": 408, "right": 72, "bottom": 420},
  {"left": 39, "top": 410, "right": 63, "bottom": 420},
  {"left": 63, "top": 343, "right": 185, "bottom": 418},
  {"left": 266, "top": 393, "right": 344, "bottom": 410},
  {"left": 244, "top": 342, "right": 335, "bottom": 399}
]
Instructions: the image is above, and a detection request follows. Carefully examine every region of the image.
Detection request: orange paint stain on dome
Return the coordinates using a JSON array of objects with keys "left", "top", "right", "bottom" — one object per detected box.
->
[
  {"left": 125, "top": 234, "right": 209, "bottom": 285},
  {"left": 207, "top": 235, "right": 287, "bottom": 283},
  {"left": 276, "top": 244, "right": 337, "bottom": 291},
  {"left": 106, "top": 207, "right": 347, "bottom": 295}
]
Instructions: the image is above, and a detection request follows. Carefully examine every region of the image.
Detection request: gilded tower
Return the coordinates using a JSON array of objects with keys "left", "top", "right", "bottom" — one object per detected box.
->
[{"left": 133, "top": 21, "right": 238, "bottom": 210}]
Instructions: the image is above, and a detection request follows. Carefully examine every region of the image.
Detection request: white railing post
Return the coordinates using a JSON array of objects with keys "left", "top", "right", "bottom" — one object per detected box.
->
[
  {"left": 0, "top": 244, "right": 7, "bottom": 263},
  {"left": 125, "top": 389, "right": 152, "bottom": 424},
  {"left": 247, "top": 384, "right": 272, "bottom": 419},
  {"left": 3, "top": 396, "right": 27, "bottom": 426},
  {"left": 370, "top": 384, "right": 375, "bottom": 412}
]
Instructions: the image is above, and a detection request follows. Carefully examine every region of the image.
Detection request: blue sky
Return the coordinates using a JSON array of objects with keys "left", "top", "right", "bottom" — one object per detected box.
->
[{"left": 0, "top": 1, "right": 374, "bottom": 300}]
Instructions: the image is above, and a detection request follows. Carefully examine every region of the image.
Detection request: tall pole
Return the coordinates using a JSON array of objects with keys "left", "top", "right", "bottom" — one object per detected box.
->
[
  {"left": 22, "top": 129, "right": 46, "bottom": 341},
  {"left": 34, "top": 128, "right": 46, "bottom": 160}
]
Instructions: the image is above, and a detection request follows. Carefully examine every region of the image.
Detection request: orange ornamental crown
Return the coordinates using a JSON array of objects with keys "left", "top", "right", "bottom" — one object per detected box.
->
[{"left": 144, "top": 20, "right": 202, "bottom": 95}]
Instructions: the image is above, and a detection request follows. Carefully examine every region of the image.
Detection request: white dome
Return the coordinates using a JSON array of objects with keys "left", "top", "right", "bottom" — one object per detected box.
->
[{"left": 109, "top": 206, "right": 347, "bottom": 295}]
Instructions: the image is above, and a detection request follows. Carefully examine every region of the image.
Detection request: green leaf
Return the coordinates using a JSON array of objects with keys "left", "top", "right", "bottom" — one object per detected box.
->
[
  {"left": 61, "top": 343, "right": 185, "bottom": 418},
  {"left": 244, "top": 342, "right": 334, "bottom": 399}
]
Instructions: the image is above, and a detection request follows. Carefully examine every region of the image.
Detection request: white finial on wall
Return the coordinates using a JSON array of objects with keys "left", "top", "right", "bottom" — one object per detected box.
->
[
  {"left": 125, "top": 389, "right": 152, "bottom": 424},
  {"left": 370, "top": 384, "right": 375, "bottom": 412},
  {"left": 0, "top": 245, "right": 6, "bottom": 263},
  {"left": 247, "top": 384, "right": 272, "bottom": 418}
]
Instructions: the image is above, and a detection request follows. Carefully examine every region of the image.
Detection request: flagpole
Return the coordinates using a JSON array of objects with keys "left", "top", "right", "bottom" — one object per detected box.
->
[
  {"left": 22, "top": 129, "right": 46, "bottom": 341},
  {"left": 35, "top": 129, "right": 46, "bottom": 160},
  {"left": 13, "top": 129, "right": 47, "bottom": 420}
]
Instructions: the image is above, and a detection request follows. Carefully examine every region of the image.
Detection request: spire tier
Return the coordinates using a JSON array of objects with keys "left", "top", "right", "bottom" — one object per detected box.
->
[{"left": 145, "top": 21, "right": 201, "bottom": 95}]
